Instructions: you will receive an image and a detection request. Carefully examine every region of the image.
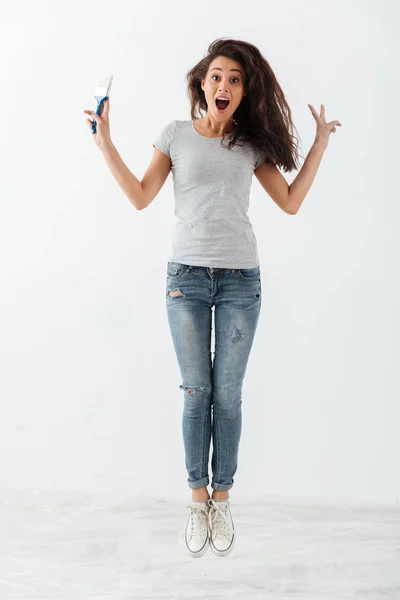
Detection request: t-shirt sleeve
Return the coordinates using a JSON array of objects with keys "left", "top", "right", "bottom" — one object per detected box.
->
[
  {"left": 152, "top": 120, "right": 177, "bottom": 158},
  {"left": 254, "top": 147, "right": 268, "bottom": 170}
]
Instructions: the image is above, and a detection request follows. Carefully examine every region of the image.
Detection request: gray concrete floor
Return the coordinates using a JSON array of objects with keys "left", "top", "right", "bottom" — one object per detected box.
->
[{"left": 0, "top": 490, "right": 399, "bottom": 599}]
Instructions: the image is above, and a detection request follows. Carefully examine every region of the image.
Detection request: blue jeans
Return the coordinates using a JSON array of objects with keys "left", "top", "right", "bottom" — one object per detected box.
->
[{"left": 165, "top": 261, "right": 262, "bottom": 491}]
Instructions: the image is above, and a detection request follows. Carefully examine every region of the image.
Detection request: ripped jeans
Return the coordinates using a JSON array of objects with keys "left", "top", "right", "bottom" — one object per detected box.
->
[{"left": 165, "top": 261, "right": 262, "bottom": 491}]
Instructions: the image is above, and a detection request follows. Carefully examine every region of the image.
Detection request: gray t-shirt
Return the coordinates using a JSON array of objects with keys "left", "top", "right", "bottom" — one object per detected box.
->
[{"left": 153, "top": 119, "right": 267, "bottom": 268}]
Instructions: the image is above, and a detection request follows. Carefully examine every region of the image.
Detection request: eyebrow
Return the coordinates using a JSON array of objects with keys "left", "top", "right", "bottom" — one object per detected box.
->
[{"left": 210, "top": 67, "right": 242, "bottom": 75}]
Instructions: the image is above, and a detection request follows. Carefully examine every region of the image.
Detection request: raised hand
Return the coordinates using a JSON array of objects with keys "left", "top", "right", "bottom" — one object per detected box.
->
[
  {"left": 83, "top": 96, "right": 112, "bottom": 149},
  {"left": 308, "top": 103, "right": 342, "bottom": 148}
]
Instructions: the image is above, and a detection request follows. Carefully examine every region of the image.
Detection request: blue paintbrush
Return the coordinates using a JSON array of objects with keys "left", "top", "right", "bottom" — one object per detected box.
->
[{"left": 92, "top": 74, "right": 113, "bottom": 135}]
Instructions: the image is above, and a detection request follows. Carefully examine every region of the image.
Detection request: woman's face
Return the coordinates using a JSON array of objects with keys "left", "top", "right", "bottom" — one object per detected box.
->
[{"left": 201, "top": 56, "right": 246, "bottom": 120}]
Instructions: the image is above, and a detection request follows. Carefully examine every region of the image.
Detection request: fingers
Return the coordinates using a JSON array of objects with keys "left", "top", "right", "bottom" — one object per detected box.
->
[
  {"left": 83, "top": 99, "right": 109, "bottom": 121},
  {"left": 83, "top": 109, "right": 101, "bottom": 122},
  {"left": 308, "top": 104, "right": 342, "bottom": 127},
  {"left": 307, "top": 104, "right": 319, "bottom": 120}
]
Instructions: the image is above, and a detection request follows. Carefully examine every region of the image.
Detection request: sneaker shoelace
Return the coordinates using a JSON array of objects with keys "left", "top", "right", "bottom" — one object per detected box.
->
[
  {"left": 186, "top": 503, "right": 209, "bottom": 537},
  {"left": 209, "top": 500, "right": 231, "bottom": 537}
]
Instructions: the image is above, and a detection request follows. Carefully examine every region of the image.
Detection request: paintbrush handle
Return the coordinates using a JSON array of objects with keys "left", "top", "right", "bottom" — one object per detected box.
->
[{"left": 92, "top": 96, "right": 108, "bottom": 134}]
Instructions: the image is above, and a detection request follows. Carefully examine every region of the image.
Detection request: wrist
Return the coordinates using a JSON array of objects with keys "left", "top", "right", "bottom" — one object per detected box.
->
[
  {"left": 313, "top": 137, "right": 328, "bottom": 151},
  {"left": 99, "top": 139, "right": 114, "bottom": 152}
]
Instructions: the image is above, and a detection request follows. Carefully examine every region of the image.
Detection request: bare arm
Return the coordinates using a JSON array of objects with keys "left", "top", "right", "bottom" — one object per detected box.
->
[
  {"left": 254, "top": 140, "right": 327, "bottom": 215},
  {"left": 100, "top": 141, "right": 146, "bottom": 210},
  {"left": 255, "top": 102, "right": 340, "bottom": 215},
  {"left": 254, "top": 162, "right": 291, "bottom": 214},
  {"left": 100, "top": 142, "right": 171, "bottom": 211},
  {"left": 84, "top": 98, "right": 171, "bottom": 209},
  {"left": 286, "top": 140, "right": 327, "bottom": 215}
]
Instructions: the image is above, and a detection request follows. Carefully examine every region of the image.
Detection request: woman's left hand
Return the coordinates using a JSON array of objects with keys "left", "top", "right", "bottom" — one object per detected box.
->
[{"left": 308, "top": 103, "right": 342, "bottom": 148}]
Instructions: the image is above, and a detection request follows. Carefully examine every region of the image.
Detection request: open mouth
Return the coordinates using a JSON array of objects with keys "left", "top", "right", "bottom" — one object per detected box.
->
[{"left": 215, "top": 98, "right": 230, "bottom": 112}]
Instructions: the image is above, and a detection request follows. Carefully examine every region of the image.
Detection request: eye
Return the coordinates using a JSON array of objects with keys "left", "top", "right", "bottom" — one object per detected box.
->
[{"left": 211, "top": 75, "right": 240, "bottom": 83}]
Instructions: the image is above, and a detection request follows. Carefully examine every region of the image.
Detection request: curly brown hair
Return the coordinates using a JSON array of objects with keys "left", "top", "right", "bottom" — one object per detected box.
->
[{"left": 186, "top": 38, "right": 303, "bottom": 173}]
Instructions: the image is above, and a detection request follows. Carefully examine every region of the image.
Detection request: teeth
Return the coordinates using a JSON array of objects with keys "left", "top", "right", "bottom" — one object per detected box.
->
[{"left": 216, "top": 97, "right": 229, "bottom": 101}]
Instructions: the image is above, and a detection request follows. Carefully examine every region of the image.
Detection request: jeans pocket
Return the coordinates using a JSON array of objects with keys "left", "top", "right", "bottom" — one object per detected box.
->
[
  {"left": 236, "top": 266, "right": 261, "bottom": 281},
  {"left": 167, "top": 261, "right": 190, "bottom": 280}
]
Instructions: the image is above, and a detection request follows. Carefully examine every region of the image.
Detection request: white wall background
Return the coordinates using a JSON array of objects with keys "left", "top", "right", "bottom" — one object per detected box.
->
[{"left": 0, "top": 0, "right": 398, "bottom": 504}]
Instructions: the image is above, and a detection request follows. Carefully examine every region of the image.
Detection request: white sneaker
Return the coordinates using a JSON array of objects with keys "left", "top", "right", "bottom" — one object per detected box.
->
[
  {"left": 207, "top": 498, "right": 235, "bottom": 557},
  {"left": 184, "top": 500, "right": 210, "bottom": 558}
]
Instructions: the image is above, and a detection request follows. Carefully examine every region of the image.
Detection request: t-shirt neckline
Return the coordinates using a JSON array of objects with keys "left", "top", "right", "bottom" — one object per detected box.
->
[{"left": 191, "top": 120, "right": 224, "bottom": 140}]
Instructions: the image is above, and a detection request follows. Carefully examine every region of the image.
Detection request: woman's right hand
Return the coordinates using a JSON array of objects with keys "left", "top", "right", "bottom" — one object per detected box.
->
[{"left": 83, "top": 97, "right": 111, "bottom": 149}]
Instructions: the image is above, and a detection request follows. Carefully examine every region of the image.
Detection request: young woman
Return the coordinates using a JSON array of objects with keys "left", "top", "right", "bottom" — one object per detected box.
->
[{"left": 84, "top": 38, "right": 341, "bottom": 559}]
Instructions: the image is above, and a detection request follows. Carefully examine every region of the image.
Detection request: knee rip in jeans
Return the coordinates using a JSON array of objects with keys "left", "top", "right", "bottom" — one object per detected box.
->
[{"left": 179, "top": 384, "right": 207, "bottom": 395}]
